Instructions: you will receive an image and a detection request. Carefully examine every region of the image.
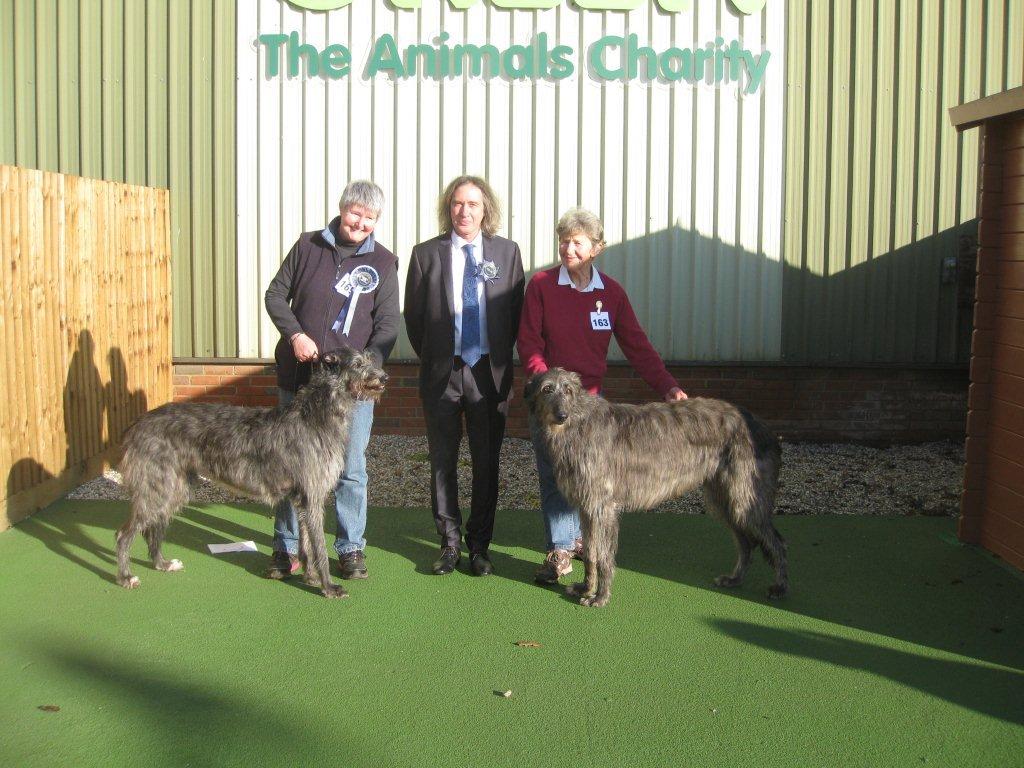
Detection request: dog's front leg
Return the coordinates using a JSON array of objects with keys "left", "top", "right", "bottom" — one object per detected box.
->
[
  {"left": 298, "top": 503, "right": 348, "bottom": 599},
  {"left": 566, "top": 512, "right": 597, "bottom": 600},
  {"left": 579, "top": 505, "right": 618, "bottom": 608},
  {"left": 298, "top": 522, "right": 319, "bottom": 586}
]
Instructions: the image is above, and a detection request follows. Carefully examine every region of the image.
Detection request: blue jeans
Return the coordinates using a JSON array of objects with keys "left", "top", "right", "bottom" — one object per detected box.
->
[
  {"left": 272, "top": 389, "right": 374, "bottom": 556},
  {"left": 529, "top": 416, "right": 580, "bottom": 551}
]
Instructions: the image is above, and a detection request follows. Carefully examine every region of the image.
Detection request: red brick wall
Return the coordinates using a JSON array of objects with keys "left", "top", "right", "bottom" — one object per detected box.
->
[
  {"left": 173, "top": 364, "right": 280, "bottom": 407},
  {"left": 174, "top": 360, "right": 968, "bottom": 443}
]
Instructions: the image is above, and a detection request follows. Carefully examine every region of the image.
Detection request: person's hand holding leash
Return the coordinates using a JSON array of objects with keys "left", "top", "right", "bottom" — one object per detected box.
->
[{"left": 291, "top": 332, "right": 319, "bottom": 362}]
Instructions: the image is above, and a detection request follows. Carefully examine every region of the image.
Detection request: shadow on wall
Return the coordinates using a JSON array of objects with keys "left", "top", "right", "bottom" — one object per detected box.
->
[
  {"left": 779, "top": 221, "right": 977, "bottom": 365},
  {"left": 6, "top": 329, "right": 148, "bottom": 526},
  {"left": 503, "top": 224, "right": 784, "bottom": 364},
  {"left": 166, "top": 222, "right": 972, "bottom": 441},
  {"left": 403, "top": 219, "right": 975, "bottom": 367}
]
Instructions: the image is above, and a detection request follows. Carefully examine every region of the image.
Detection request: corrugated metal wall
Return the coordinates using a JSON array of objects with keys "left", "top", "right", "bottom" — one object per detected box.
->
[
  {"left": 0, "top": 0, "right": 236, "bottom": 358},
  {"left": 4, "top": 0, "right": 1023, "bottom": 365},
  {"left": 782, "top": 0, "right": 1024, "bottom": 364},
  {"left": 237, "top": 0, "right": 786, "bottom": 361}
]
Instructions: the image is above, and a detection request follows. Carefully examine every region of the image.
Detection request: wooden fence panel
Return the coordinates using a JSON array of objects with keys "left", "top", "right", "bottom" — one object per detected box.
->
[{"left": 0, "top": 165, "right": 171, "bottom": 530}]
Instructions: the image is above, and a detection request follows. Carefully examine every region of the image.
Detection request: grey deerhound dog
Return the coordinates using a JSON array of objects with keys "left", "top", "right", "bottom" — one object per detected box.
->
[
  {"left": 526, "top": 368, "right": 788, "bottom": 607},
  {"left": 115, "top": 348, "right": 386, "bottom": 599}
]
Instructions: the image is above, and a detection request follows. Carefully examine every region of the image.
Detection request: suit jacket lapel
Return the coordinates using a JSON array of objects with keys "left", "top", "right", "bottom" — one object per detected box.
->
[
  {"left": 482, "top": 235, "right": 504, "bottom": 344},
  {"left": 439, "top": 235, "right": 455, "bottom": 322}
]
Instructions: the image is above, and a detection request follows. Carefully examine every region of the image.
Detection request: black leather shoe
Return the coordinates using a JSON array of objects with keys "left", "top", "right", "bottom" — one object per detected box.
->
[
  {"left": 432, "top": 546, "right": 461, "bottom": 575},
  {"left": 469, "top": 552, "right": 493, "bottom": 576}
]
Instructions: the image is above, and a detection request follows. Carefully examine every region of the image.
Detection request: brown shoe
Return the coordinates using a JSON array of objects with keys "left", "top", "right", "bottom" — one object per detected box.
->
[
  {"left": 337, "top": 550, "right": 368, "bottom": 580},
  {"left": 534, "top": 549, "right": 573, "bottom": 584},
  {"left": 264, "top": 551, "right": 301, "bottom": 580}
]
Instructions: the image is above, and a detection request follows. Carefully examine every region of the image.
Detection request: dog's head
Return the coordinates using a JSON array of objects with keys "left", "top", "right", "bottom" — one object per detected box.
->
[
  {"left": 317, "top": 347, "right": 388, "bottom": 401},
  {"left": 524, "top": 368, "right": 584, "bottom": 427}
]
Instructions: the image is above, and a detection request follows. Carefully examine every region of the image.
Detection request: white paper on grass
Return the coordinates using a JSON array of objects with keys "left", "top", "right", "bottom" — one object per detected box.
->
[{"left": 207, "top": 541, "right": 259, "bottom": 554}]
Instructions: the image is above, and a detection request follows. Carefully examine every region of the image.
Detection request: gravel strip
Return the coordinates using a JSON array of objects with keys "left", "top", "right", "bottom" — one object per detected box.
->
[{"left": 67, "top": 437, "right": 964, "bottom": 518}]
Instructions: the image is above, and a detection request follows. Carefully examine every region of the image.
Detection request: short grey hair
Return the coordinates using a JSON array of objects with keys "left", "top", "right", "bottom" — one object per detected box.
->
[
  {"left": 338, "top": 180, "right": 385, "bottom": 217},
  {"left": 556, "top": 207, "right": 605, "bottom": 248}
]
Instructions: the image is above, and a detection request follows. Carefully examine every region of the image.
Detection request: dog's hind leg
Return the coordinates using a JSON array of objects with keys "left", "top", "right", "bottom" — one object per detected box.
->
[
  {"left": 115, "top": 516, "right": 142, "bottom": 589},
  {"left": 579, "top": 505, "right": 619, "bottom": 608},
  {"left": 566, "top": 512, "right": 597, "bottom": 600},
  {"left": 144, "top": 519, "right": 184, "bottom": 573},
  {"left": 751, "top": 521, "right": 788, "bottom": 599},
  {"left": 736, "top": 470, "right": 788, "bottom": 599},
  {"left": 704, "top": 482, "right": 754, "bottom": 589},
  {"left": 749, "top": 443, "right": 788, "bottom": 599},
  {"left": 714, "top": 526, "right": 754, "bottom": 589},
  {"left": 117, "top": 487, "right": 179, "bottom": 588},
  {"left": 299, "top": 502, "right": 348, "bottom": 599},
  {"left": 145, "top": 480, "right": 188, "bottom": 574}
]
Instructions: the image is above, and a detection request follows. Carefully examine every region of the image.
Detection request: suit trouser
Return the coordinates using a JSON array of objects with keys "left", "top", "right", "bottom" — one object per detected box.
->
[{"left": 423, "top": 356, "right": 507, "bottom": 553}]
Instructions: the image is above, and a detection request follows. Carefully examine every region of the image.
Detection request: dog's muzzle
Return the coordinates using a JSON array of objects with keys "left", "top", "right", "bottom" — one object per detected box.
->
[{"left": 362, "top": 374, "right": 387, "bottom": 397}]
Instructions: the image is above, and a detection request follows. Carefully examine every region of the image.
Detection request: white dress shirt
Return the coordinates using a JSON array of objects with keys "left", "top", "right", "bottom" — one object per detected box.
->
[{"left": 450, "top": 231, "right": 489, "bottom": 357}]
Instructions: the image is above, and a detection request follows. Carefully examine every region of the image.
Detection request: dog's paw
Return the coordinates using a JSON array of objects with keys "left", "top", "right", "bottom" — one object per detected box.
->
[
  {"left": 566, "top": 582, "right": 595, "bottom": 598},
  {"left": 321, "top": 584, "right": 349, "bottom": 599},
  {"left": 714, "top": 575, "right": 742, "bottom": 588},
  {"left": 767, "top": 583, "right": 788, "bottom": 600},
  {"left": 303, "top": 573, "right": 323, "bottom": 588},
  {"left": 157, "top": 559, "right": 184, "bottom": 572},
  {"left": 579, "top": 594, "right": 609, "bottom": 608},
  {"left": 118, "top": 576, "right": 141, "bottom": 589}
]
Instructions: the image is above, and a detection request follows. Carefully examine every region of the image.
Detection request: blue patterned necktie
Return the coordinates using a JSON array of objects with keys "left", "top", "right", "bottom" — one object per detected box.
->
[{"left": 461, "top": 243, "right": 481, "bottom": 367}]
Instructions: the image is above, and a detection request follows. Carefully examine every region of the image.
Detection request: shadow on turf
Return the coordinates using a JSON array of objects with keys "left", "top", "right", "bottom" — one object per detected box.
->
[
  {"left": 18, "top": 497, "right": 1024, "bottom": 687},
  {"left": 708, "top": 618, "right": 1024, "bottom": 725},
  {"left": 10, "top": 499, "right": 279, "bottom": 587},
  {"left": 589, "top": 514, "right": 1024, "bottom": 676},
  {"left": 14, "top": 498, "right": 530, "bottom": 597},
  {"left": 12, "top": 637, "right": 381, "bottom": 763},
  {"left": 375, "top": 525, "right": 539, "bottom": 582}
]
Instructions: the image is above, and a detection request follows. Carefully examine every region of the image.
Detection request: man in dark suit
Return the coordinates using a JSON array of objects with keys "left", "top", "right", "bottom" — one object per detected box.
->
[{"left": 404, "top": 176, "right": 525, "bottom": 576}]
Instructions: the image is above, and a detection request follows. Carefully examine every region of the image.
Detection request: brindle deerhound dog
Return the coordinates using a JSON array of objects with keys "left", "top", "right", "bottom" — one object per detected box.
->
[
  {"left": 526, "top": 368, "right": 788, "bottom": 607},
  {"left": 115, "top": 348, "right": 386, "bottom": 599}
]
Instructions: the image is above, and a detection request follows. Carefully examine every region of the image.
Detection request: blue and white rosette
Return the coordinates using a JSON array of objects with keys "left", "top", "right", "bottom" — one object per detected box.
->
[
  {"left": 334, "top": 265, "right": 380, "bottom": 336},
  {"left": 478, "top": 260, "right": 499, "bottom": 282}
]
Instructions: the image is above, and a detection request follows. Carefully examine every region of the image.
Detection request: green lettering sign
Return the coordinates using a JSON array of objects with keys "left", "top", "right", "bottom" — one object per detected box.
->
[
  {"left": 589, "top": 36, "right": 623, "bottom": 79},
  {"left": 366, "top": 33, "right": 404, "bottom": 77},
  {"left": 285, "top": 0, "right": 762, "bottom": 14},
  {"left": 258, "top": 29, "right": 771, "bottom": 92},
  {"left": 258, "top": 34, "right": 289, "bottom": 76}
]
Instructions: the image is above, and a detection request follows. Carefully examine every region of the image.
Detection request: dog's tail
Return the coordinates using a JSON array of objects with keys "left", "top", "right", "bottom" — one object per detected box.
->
[
  {"left": 738, "top": 407, "right": 781, "bottom": 467},
  {"left": 727, "top": 407, "right": 782, "bottom": 517}
]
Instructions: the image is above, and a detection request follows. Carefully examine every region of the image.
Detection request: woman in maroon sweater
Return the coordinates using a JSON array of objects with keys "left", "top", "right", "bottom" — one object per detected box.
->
[{"left": 517, "top": 208, "right": 686, "bottom": 584}]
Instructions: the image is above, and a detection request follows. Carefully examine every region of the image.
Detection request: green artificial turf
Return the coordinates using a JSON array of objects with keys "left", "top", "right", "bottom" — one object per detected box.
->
[{"left": 1, "top": 500, "right": 1022, "bottom": 767}]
